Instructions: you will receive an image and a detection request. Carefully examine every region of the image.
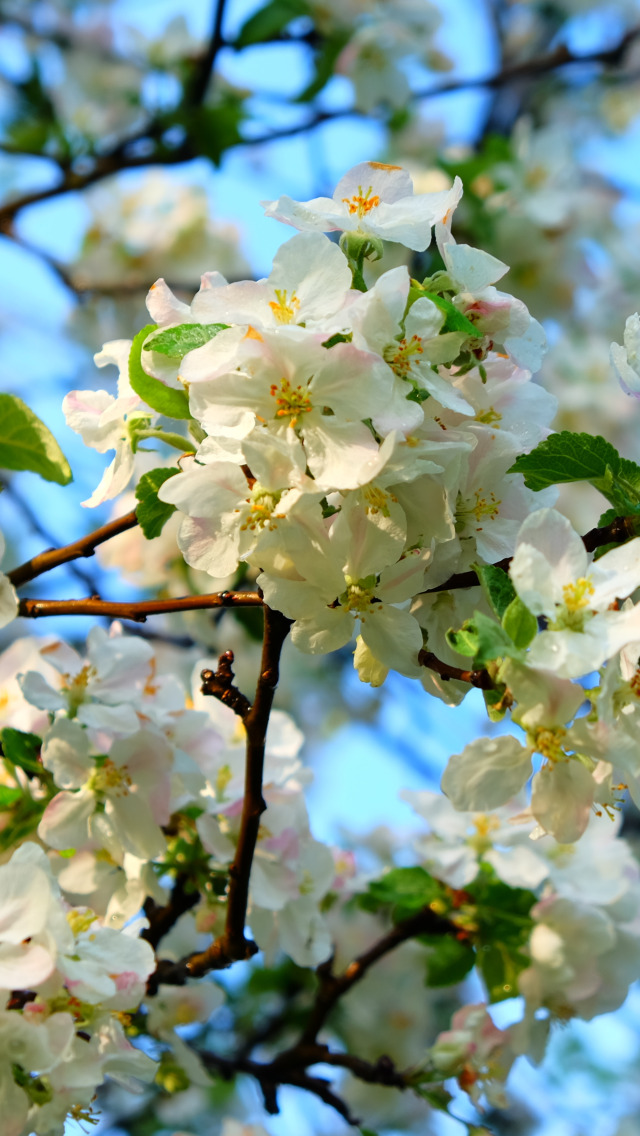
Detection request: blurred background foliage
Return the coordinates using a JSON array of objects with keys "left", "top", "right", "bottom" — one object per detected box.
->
[{"left": 3, "top": 1, "right": 640, "bottom": 1134}]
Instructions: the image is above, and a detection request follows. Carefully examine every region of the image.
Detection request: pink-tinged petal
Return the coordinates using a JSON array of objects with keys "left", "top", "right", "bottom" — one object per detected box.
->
[{"left": 146, "top": 278, "right": 191, "bottom": 325}]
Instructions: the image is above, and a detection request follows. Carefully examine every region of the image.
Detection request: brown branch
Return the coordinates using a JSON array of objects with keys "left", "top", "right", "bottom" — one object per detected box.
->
[
  {"left": 295, "top": 905, "right": 453, "bottom": 1047},
  {"left": 419, "top": 649, "right": 496, "bottom": 690},
  {"left": 201, "top": 650, "right": 252, "bottom": 719},
  {"left": 8, "top": 510, "right": 139, "bottom": 588},
  {"left": 188, "top": 0, "right": 229, "bottom": 105},
  {"left": 17, "top": 591, "right": 263, "bottom": 622},
  {"left": 425, "top": 513, "right": 639, "bottom": 595},
  {"left": 151, "top": 606, "right": 291, "bottom": 987},
  {"left": 142, "top": 875, "right": 200, "bottom": 952}
]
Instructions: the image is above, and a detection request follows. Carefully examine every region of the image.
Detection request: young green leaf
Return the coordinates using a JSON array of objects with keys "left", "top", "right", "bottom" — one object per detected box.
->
[
  {"left": 421, "top": 934, "right": 476, "bottom": 987},
  {"left": 0, "top": 394, "right": 72, "bottom": 484},
  {"left": 0, "top": 727, "right": 43, "bottom": 776},
  {"left": 475, "top": 563, "right": 516, "bottom": 620},
  {"left": 509, "top": 431, "right": 640, "bottom": 512},
  {"left": 357, "top": 866, "right": 446, "bottom": 922},
  {"left": 135, "top": 468, "right": 180, "bottom": 539},
  {"left": 502, "top": 596, "right": 538, "bottom": 648},
  {"left": 129, "top": 326, "right": 191, "bottom": 420},
  {"left": 447, "top": 611, "right": 518, "bottom": 667},
  {"left": 145, "top": 322, "right": 228, "bottom": 360},
  {"left": 236, "top": 0, "right": 309, "bottom": 46}
]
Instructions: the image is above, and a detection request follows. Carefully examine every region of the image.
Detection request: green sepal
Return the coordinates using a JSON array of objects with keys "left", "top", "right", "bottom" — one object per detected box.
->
[
  {"left": 135, "top": 468, "right": 180, "bottom": 539},
  {"left": 0, "top": 394, "right": 72, "bottom": 484},
  {"left": 129, "top": 326, "right": 191, "bottom": 419}
]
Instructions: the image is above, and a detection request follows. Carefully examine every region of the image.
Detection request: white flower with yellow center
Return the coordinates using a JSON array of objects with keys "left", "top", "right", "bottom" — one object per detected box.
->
[
  {"left": 38, "top": 720, "right": 172, "bottom": 860},
  {"left": 262, "top": 161, "right": 463, "bottom": 252},
  {"left": 181, "top": 326, "right": 396, "bottom": 490},
  {"left": 510, "top": 508, "right": 640, "bottom": 678},
  {"left": 180, "top": 230, "right": 353, "bottom": 333}
]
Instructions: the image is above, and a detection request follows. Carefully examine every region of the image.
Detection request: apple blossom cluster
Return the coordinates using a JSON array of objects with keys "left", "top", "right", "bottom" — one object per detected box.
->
[
  {"left": 6, "top": 159, "right": 640, "bottom": 1131},
  {"left": 0, "top": 624, "right": 352, "bottom": 1133}
]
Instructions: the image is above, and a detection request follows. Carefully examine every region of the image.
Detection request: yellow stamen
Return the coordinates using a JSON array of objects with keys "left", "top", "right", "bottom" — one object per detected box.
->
[
  {"left": 269, "top": 377, "right": 313, "bottom": 428},
  {"left": 342, "top": 184, "right": 381, "bottom": 218},
  {"left": 562, "top": 577, "right": 595, "bottom": 613},
  {"left": 268, "top": 288, "right": 300, "bottom": 325}
]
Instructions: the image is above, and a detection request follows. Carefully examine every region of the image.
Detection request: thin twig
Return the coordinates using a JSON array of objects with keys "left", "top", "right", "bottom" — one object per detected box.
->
[
  {"left": 8, "top": 510, "right": 139, "bottom": 588},
  {"left": 419, "top": 649, "right": 496, "bottom": 690},
  {"left": 18, "top": 591, "right": 264, "bottom": 621},
  {"left": 188, "top": 0, "right": 229, "bottom": 105}
]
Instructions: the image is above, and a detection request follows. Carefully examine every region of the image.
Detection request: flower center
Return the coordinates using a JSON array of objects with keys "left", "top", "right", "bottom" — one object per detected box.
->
[
  {"left": 456, "top": 488, "right": 501, "bottom": 530},
  {"left": 270, "top": 377, "right": 313, "bottom": 428},
  {"left": 384, "top": 335, "right": 424, "bottom": 376},
  {"left": 67, "top": 909, "right": 98, "bottom": 936},
  {"left": 467, "top": 813, "right": 500, "bottom": 854},
  {"left": 268, "top": 288, "right": 300, "bottom": 325},
  {"left": 241, "top": 484, "right": 283, "bottom": 531},
  {"left": 89, "top": 758, "right": 132, "bottom": 797},
  {"left": 342, "top": 184, "right": 381, "bottom": 218},
  {"left": 475, "top": 406, "right": 502, "bottom": 426},
  {"left": 532, "top": 726, "right": 567, "bottom": 763},
  {"left": 363, "top": 485, "right": 394, "bottom": 516},
  {"left": 562, "top": 577, "right": 595, "bottom": 613},
  {"left": 339, "top": 575, "right": 377, "bottom": 613}
]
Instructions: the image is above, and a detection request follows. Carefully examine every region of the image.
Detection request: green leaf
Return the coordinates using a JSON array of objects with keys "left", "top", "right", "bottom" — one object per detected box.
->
[
  {"left": 466, "top": 874, "right": 536, "bottom": 1002},
  {"left": 145, "top": 322, "right": 228, "bottom": 360},
  {"left": 0, "top": 394, "right": 72, "bottom": 484},
  {"left": 475, "top": 563, "right": 516, "bottom": 620},
  {"left": 502, "top": 596, "right": 538, "bottom": 648},
  {"left": 236, "top": 0, "right": 310, "bottom": 45},
  {"left": 425, "top": 292, "right": 482, "bottom": 337},
  {"left": 0, "top": 785, "right": 22, "bottom": 809},
  {"left": 184, "top": 97, "right": 246, "bottom": 166},
  {"left": 447, "top": 611, "right": 517, "bottom": 667},
  {"left": 0, "top": 728, "right": 43, "bottom": 776},
  {"left": 357, "top": 866, "right": 446, "bottom": 922},
  {"left": 508, "top": 431, "right": 640, "bottom": 513},
  {"left": 135, "top": 468, "right": 180, "bottom": 539},
  {"left": 297, "top": 32, "right": 349, "bottom": 101},
  {"left": 129, "top": 326, "right": 191, "bottom": 420},
  {"left": 421, "top": 934, "right": 476, "bottom": 987}
]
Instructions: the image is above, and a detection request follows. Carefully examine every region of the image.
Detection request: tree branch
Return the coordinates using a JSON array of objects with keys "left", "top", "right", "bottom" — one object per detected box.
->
[
  {"left": 2, "top": 25, "right": 638, "bottom": 234},
  {"left": 17, "top": 591, "right": 264, "bottom": 622},
  {"left": 187, "top": 0, "right": 229, "bottom": 105},
  {"left": 151, "top": 606, "right": 291, "bottom": 986},
  {"left": 8, "top": 510, "right": 139, "bottom": 588},
  {"left": 425, "top": 513, "right": 639, "bottom": 595}
]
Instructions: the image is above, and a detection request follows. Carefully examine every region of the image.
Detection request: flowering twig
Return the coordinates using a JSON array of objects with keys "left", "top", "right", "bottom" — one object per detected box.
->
[
  {"left": 8, "top": 510, "right": 139, "bottom": 587},
  {"left": 17, "top": 591, "right": 263, "bottom": 621}
]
